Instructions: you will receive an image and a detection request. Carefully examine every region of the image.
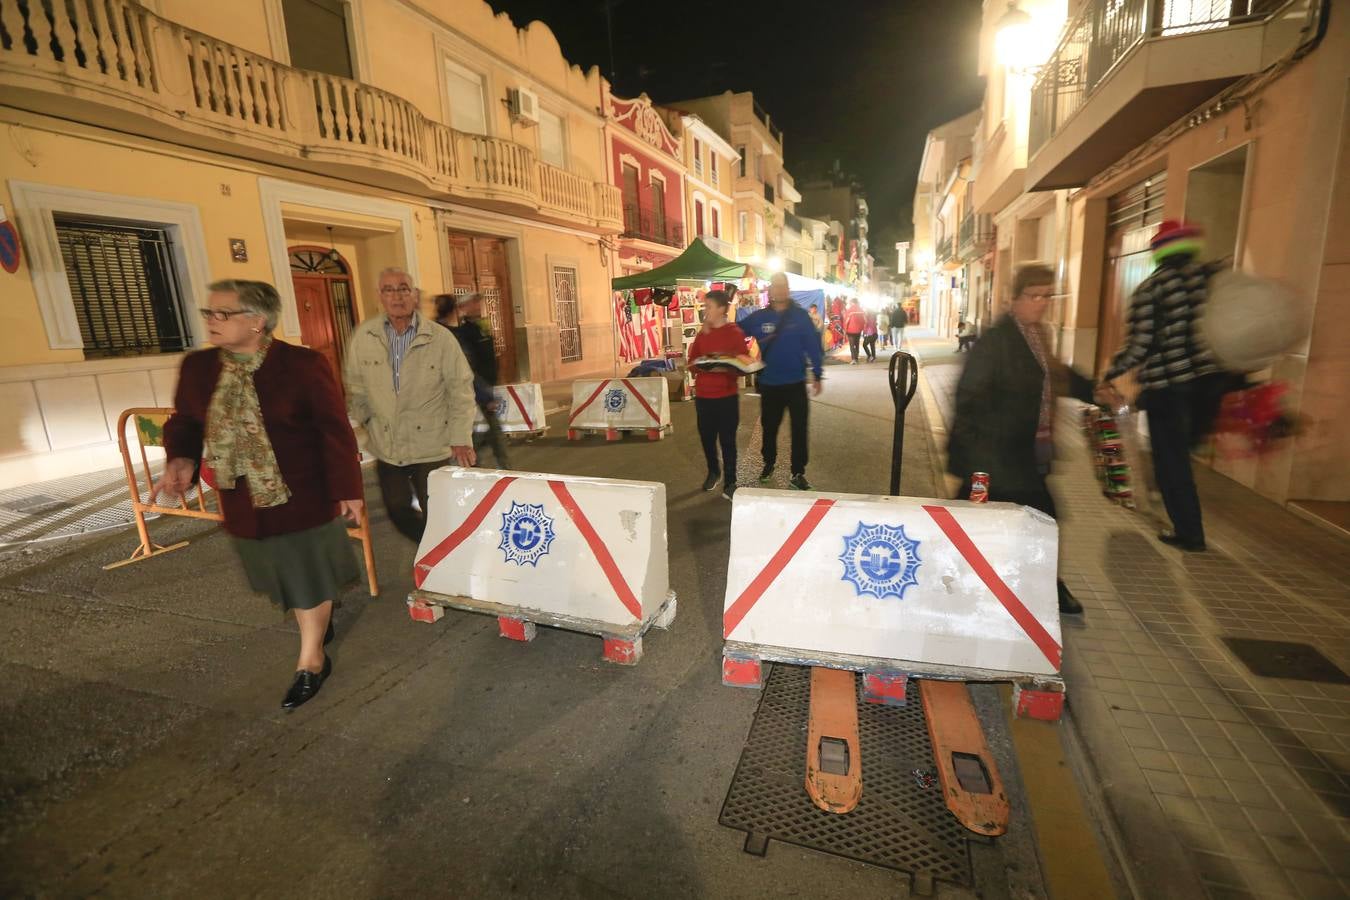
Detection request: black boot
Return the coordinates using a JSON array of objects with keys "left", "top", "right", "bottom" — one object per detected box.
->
[{"left": 1058, "top": 580, "right": 1083, "bottom": 615}]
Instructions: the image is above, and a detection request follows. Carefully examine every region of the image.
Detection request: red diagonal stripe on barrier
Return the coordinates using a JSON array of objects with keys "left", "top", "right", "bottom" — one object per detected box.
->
[
  {"left": 922, "top": 504, "right": 1062, "bottom": 671},
  {"left": 620, "top": 378, "right": 662, "bottom": 426},
  {"left": 568, "top": 379, "right": 611, "bottom": 425},
  {"left": 413, "top": 476, "right": 518, "bottom": 588},
  {"left": 505, "top": 385, "right": 535, "bottom": 431},
  {"left": 723, "top": 498, "right": 835, "bottom": 638},
  {"left": 548, "top": 480, "right": 643, "bottom": 621}
]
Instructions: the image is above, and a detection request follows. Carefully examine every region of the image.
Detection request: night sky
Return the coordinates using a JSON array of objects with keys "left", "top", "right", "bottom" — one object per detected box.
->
[{"left": 486, "top": 0, "right": 986, "bottom": 259}]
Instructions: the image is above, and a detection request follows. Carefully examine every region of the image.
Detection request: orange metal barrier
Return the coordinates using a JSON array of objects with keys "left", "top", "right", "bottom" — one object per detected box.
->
[{"left": 105, "top": 407, "right": 379, "bottom": 597}]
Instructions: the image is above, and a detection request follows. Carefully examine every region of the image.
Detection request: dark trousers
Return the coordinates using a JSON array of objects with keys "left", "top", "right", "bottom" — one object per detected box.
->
[
  {"left": 862, "top": 334, "right": 877, "bottom": 361},
  {"left": 760, "top": 382, "right": 809, "bottom": 475},
  {"left": 847, "top": 332, "right": 862, "bottom": 362},
  {"left": 376, "top": 458, "right": 449, "bottom": 542},
  {"left": 474, "top": 404, "right": 510, "bottom": 469},
  {"left": 695, "top": 395, "right": 739, "bottom": 482},
  {"left": 1142, "top": 377, "right": 1226, "bottom": 544}
]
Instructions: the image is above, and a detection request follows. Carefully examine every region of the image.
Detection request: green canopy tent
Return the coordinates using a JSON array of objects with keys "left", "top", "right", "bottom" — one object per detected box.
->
[{"left": 610, "top": 238, "right": 761, "bottom": 290}]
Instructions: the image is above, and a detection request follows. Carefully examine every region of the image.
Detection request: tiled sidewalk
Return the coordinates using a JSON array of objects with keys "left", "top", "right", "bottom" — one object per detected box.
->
[{"left": 908, "top": 335, "right": 1350, "bottom": 900}]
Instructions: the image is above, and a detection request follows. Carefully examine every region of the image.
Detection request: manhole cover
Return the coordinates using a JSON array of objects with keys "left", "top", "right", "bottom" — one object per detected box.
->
[
  {"left": 1222, "top": 638, "right": 1350, "bottom": 684},
  {"left": 719, "top": 664, "right": 978, "bottom": 889}
]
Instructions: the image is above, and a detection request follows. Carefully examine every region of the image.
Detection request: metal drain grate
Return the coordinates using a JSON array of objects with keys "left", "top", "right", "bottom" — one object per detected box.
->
[
  {"left": 719, "top": 664, "right": 978, "bottom": 888},
  {"left": 1222, "top": 638, "right": 1350, "bottom": 684}
]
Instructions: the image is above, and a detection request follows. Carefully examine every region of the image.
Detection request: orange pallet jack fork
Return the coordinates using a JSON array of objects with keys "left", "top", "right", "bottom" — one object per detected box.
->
[
  {"left": 919, "top": 680, "right": 1010, "bottom": 836},
  {"left": 805, "top": 667, "right": 863, "bottom": 814}
]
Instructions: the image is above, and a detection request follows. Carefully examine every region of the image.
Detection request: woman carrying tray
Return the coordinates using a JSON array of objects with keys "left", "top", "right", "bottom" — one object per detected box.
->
[{"left": 688, "top": 289, "right": 748, "bottom": 500}]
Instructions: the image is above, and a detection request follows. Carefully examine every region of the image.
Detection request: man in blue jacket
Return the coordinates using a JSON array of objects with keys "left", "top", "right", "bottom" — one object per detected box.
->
[{"left": 739, "top": 273, "right": 825, "bottom": 490}]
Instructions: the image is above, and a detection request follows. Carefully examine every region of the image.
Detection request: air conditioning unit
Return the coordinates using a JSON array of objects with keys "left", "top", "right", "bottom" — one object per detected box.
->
[{"left": 507, "top": 87, "right": 540, "bottom": 126}]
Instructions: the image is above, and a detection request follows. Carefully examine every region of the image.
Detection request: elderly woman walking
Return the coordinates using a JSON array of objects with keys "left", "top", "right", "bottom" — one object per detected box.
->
[{"left": 153, "top": 280, "right": 365, "bottom": 710}]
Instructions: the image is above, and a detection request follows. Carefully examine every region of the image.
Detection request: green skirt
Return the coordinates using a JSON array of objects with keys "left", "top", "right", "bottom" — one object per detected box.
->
[{"left": 232, "top": 518, "right": 359, "bottom": 612}]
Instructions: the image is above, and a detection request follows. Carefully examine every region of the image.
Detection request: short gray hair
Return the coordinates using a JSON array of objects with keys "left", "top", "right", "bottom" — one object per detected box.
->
[
  {"left": 378, "top": 266, "right": 416, "bottom": 288},
  {"left": 208, "top": 279, "right": 280, "bottom": 330}
]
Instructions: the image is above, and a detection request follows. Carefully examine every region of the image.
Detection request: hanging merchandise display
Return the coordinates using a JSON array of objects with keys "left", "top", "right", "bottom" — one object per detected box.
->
[{"left": 1082, "top": 406, "right": 1136, "bottom": 508}]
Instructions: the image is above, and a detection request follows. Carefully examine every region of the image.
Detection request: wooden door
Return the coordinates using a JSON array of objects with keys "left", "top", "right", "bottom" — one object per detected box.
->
[
  {"left": 447, "top": 232, "right": 518, "bottom": 383},
  {"left": 293, "top": 275, "right": 342, "bottom": 382}
]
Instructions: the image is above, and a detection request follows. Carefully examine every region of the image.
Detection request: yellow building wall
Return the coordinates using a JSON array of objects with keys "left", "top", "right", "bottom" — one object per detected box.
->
[{"left": 153, "top": 0, "right": 276, "bottom": 59}]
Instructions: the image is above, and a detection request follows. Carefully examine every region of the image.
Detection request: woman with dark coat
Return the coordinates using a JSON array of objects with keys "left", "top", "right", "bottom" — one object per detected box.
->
[
  {"left": 153, "top": 279, "right": 365, "bottom": 710},
  {"left": 947, "top": 263, "right": 1104, "bottom": 615}
]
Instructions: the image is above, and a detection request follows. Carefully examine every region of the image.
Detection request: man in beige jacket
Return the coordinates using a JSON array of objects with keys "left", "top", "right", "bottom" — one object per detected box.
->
[{"left": 346, "top": 266, "right": 477, "bottom": 542}]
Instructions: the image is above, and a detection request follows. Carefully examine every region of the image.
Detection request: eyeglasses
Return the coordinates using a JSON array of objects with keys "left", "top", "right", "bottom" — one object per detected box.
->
[
  {"left": 379, "top": 285, "right": 415, "bottom": 296},
  {"left": 199, "top": 308, "right": 256, "bottom": 322}
]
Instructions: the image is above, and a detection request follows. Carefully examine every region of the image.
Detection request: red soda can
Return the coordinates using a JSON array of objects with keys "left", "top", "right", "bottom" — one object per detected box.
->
[{"left": 969, "top": 472, "right": 990, "bottom": 503}]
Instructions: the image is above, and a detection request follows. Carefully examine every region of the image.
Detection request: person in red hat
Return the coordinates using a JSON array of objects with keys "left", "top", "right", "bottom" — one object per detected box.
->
[{"left": 1099, "top": 219, "right": 1230, "bottom": 552}]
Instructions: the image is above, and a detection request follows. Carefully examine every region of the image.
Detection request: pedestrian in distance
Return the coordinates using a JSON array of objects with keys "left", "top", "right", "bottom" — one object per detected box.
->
[
  {"left": 947, "top": 263, "right": 1100, "bottom": 615},
  {"left": 878, "top": 307, "right": 891, "bottom": 349},
  {"left": 687, "top": 289, "right": 747, "bottom": 500},
  {"left": 447, "top": 291, "right": 510, "bottom": 470},
  {"left": 153, "top": 280, "right": 363, "bottom": 710},
  {"left": 739, "top": 272, "right": 825, "bottom": 491},
  {"left": 956, "top": 320, "right": 977, "bottom": 352},
  {"left": 888, "top": 301, "right": 906, "bottom": 349},
  {"left": 1099, "top": 220, "right": 1230, "bottom": 552},
  {"left": 843, "top": 297, "right": 866, "bottom": 364},
  {"left": 862, "top": 311, "right": 878, "bottom": 362},
  {"left": 434, "top": 291, "right": 459, "bottom": 330},
  {"left": 345, "top": 267, "right": 476, "bottom": 543}
]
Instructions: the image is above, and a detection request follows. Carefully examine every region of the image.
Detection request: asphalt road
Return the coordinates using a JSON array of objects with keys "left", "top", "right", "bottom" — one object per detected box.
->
[{"left": 0, "top": 352, "right": 1047, "bottom": 899}]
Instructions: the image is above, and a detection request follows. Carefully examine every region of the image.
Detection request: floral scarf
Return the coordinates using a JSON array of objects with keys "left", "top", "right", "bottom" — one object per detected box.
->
[{"left": 205, "top": 337, "right": 291, "bottom": 508}]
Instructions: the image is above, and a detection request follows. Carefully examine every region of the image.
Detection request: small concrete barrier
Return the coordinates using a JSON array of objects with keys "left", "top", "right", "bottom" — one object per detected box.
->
[
  {"left": 475, "top": 382, "right": 547, "bottom": 438},
  {"left": 409, "top": 468, "right": 675, "bottom": 664},
  {"left": 566, "top": 376, "right": 672, "bottom": 441},
  {"left": 720, "top": 488, "right": 1065, "bottom": 719}
]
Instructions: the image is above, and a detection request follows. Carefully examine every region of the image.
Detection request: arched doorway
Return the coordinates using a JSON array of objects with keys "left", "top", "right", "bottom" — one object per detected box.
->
[{"left": 289, "top": 246, "right": 358, "bottom": 384}]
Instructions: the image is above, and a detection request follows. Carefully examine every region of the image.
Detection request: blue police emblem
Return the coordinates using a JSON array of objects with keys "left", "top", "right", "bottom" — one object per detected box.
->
[
  {"left": 498, "top": 501, "right": 556, "bottom": 567},
  {"left": 839, "top": 522, "right": 922, "bottom": 600},
  {"left": 604, "top": 387, "right": 628, "bottom": 413}
]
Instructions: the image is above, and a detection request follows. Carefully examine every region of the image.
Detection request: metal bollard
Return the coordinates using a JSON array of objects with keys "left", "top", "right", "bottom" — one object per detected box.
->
[{"left": 887, "top": 351, "right": 918, "bottom": 497}]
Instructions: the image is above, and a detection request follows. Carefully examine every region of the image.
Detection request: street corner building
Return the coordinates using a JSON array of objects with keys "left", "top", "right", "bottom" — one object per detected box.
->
[
  {"left": 909, "top": 0, "right": 1349, "bottom": 513},
  {"left": 0, "top": 0, "right": 628, "bottom": 490}
]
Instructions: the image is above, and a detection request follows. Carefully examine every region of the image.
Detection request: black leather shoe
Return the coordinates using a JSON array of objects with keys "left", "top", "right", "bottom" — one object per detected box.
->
[
  {"left": 282, "top": 656, "right": 331, "bottom": 711},
  {"left": 1058, "top": 581, "right": 1083, "bottom": 615},
  {"left": 1158, "top": 531, "right": 1207, "bottom": 552}
]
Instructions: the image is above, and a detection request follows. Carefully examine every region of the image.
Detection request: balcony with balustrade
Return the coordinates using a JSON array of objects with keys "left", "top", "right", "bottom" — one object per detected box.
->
[
  {"left": 0, "top": 0, "right": 623, "bottom": 233},
  {"left": 1026, "top": 0, "right": 1322, "bottom": 190},
  {"left": 957, "top": 213, "right": 994, "bottom": 260}
]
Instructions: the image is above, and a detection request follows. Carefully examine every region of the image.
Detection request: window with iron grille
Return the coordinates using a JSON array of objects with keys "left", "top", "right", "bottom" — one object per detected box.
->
[
  {"left": 54, "top": 216, "right": 192, "bottom": 359},
  {"left": 552, "top": 264, "right": 582, "bottom": 362}
]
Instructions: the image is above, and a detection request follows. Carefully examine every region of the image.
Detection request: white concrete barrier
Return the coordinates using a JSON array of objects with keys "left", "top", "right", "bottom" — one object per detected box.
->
[
  {"left": 410, "top": 468, "right": 674, "bottom": 663},
  {"left": 474, "top": 383, "right": 547, "bottom": 436},
  {"left": 721, "top": 488, "right": 1063, "bottom": 683},
  {"left": 567, "top": 377, "right": 672, "bottom": 440}
]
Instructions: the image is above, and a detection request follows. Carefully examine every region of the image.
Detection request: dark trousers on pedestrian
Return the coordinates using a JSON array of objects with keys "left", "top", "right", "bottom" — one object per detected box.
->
[
  {"left": 695, "top": 395, "right": 739, "bottom": 484},
  {"left": 473, "top": 404, "right": 510, "bottom": 470},
  {"left": 760, "top": 382, "right": 809, "bottom": 476},
  {"left": 862, "top": 334, "right": 877, "bottom": 361},
  {"left": 1142, "top": 377, "right": 1226, "bottom": 545},
  {"left": 376, "top": 458, "right": 449, "bottom": 542},
  {"left": 847, "top": 332, "right": 862, "bottom": 362}
]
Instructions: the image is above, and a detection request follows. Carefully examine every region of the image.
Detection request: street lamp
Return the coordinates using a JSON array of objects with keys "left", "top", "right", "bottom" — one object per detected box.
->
[
  {"left": 767, "top": 255, "right": 784, "bottom": 272},
  {"left": 995, "top": 2, "right": 1035, "bottom": 69}
]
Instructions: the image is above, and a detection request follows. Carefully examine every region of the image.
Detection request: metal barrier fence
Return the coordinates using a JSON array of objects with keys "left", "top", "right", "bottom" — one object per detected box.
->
[{"left": 104, "top": 407, "right": 379, "bottom": 596}]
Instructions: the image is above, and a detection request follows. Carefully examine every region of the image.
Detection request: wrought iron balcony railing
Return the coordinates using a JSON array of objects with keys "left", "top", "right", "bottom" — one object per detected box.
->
[
  {"left": 621, "top": 203, "right": 684, "bottom": 248},
  {"left": 1028, "top": 0, "right": 1290, "bottom": 157}
]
